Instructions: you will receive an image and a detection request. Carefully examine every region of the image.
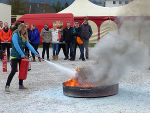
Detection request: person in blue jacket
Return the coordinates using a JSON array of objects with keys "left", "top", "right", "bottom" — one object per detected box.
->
[
  {"left": 5, "top": 24, "right": 40, "bottom": 93},
  {"left": 29, "top": 24, "right": 40, "bottom": 62}
]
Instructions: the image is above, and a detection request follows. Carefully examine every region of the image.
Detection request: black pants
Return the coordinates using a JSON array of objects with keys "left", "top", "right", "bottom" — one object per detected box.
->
[
  {"left": 1, "top": 43, "right": 11, "bottom": 60},
  {"left": 65, "top": 42, "right": 74, "bottom": 59},
  {"left": 31, "top": 44, "right": 39, "bottom": 60},
  {"left": 6, "top": 59, "right": 23, "bottom": 86},
  {"left": 42, "top": 43, "right": 50, "bottom": 59},
  {"left": 58, "top": 43, "right": 67, "bottom": 58}
]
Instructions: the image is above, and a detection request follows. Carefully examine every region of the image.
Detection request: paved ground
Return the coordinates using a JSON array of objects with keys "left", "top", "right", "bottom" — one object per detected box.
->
[{"left": 0, "top": 48, "right": 150, "bottom": 113}]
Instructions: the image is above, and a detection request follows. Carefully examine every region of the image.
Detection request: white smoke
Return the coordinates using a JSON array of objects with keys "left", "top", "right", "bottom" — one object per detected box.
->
[{"left": 78, "top": 17, "right": 150, "bottom": 86}]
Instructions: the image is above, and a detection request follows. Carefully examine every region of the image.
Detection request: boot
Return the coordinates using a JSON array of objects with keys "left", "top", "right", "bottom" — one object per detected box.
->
[
  {"left": 5, "top": 86, "right": 10, "bottom": 93},
  {"left": 19, "top": 85, "right": 27, "bottom": 89},
  {"left": 55, "top": 56, "right": 58, "bottom": 60},
  {"left": 52, "top": 56, "right": 55, "bottom": 60},
  {"left": 47, "top": 58, "right": 50, "bottom": 61}
]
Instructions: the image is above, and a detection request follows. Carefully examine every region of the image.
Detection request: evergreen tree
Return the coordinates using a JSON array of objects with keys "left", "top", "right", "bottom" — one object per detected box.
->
[
  {"left": 64, "top": 1, "right": 69, "bottom": 8},
  {"left": 56, "top": 0, "right": 62, "bottom": 12},
  {"left": 52, "top": 0, "right": 63, "bottom": 12}
]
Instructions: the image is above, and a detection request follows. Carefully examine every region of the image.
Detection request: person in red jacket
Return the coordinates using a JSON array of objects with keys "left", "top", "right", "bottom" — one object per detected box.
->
[{"left": 0, "top": 22, "right": 12, "bottom": 61}]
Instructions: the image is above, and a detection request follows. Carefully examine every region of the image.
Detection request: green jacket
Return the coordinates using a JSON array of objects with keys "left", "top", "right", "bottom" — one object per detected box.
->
[{"left": 11, "top": 30, "right": 26, "bottom": 59}]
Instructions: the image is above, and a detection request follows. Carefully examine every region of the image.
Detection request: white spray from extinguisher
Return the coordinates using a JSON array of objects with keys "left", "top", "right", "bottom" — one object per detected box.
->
[{"left": 45, "top": 60, "right": 76, "bottom": 77}]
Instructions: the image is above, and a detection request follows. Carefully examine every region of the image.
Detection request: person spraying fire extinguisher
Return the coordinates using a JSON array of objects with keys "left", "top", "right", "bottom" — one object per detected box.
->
[{"left": 5, "top": 24, "right": 41, "bottom": 93}]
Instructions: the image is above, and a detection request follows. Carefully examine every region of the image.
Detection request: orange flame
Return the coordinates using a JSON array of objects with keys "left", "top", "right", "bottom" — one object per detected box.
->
[{"left": 64, "top": 78, "right": 93, "bottom": 87}]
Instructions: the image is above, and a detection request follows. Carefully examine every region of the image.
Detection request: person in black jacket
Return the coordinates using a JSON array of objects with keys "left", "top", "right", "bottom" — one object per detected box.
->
[
  {"left": 80, "top": 18, "right": 93, "bottom": 59},
  {"left": 72, "top": 21, "right": 85, "bottom": 61},
  {"left": 58, "top": 26, "right": 67, "bottom": 59},
  {"left": 63, "top": 22, "right": 74, "bottom": 60}
]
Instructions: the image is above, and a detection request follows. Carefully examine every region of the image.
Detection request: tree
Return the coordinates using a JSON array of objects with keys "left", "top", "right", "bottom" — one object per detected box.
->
[
  {"left": 64, "top": 1, "right": 69, "bottom": 8},
  {"left": 8, "top": 0, "right": 28, "bottom": 15},
  {"left": 52, "top": 0, "right": 63, "bottom": 12}
]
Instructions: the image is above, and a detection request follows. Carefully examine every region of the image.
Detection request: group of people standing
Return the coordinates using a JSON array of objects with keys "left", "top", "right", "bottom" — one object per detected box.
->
[
  {"left": 41, "top": 18, "right": 93, "bottom": 61},
  {"left": 0, "top": 18, "right": 93, "bottom": 62}
]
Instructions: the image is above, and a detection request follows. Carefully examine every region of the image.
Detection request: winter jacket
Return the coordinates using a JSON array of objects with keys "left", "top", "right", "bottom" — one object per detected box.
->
[
  {"left": 29, "top": 28, "right": 40, "bottom": 44},
  {"left": 80, "top": 24, "right": 93, "bottom": 40},
  {"left": 41, "top": 28, "right": 52, "bottom": 43},
  {"left": 51, "top": 29, "right": 59, "bottom": 43},
  {"left": 63, "top": 27, "right": 73, "bottom": 43},
  {"left": 73, "top": 27, "right": 82, "bottom": 44},
  {"left": 59, "top": 30, "right": 64, "bottom": 42},
  {"left": 11, "top": 30, "right": 38, "bottom": 59},
  {"left": 0, "top": 28, "right": 12, "bottom": 43}
]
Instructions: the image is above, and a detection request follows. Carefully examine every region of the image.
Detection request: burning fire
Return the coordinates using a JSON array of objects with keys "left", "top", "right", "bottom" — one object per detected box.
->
[
  {"left": 64, "top": 67, "right": 93, "bottom": 87},
  {"left": 64, "top": 78, "right": 93, "bottom": 87}
]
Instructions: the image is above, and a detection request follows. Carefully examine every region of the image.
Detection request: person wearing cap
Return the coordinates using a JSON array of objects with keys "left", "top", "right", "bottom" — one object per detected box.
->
[
  {"left": 80, "top": 18, "right": 93, "bottom": 59},
  {"left": 5, "top": 24, "right": 40, "bottom": 93}
]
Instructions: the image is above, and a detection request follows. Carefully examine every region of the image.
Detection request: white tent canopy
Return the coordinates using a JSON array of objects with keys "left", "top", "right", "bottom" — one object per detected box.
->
[
  {"left": 59, "top": 0, "right": 150, "bottom": 16},
  {"left": 59, "top": 0, "right": 115, "bottom": 16},
  {"left": 0, "top": 3, "right": 11, "bottom": 26},
  {"left": 59, "top": 0, "right": 150, "bottom": 43}
]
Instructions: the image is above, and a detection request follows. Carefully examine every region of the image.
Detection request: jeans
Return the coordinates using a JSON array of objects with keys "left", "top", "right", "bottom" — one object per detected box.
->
[
  {"left": 72, "top": 43, "right": 85, "bottom": 60},
  {"left": 31, "top": 44, "right": 39, "bottom": 60},
  {"left": 42, "top": 43, "right": 50, "bottom": 59},
  {"left": 65, "top": 42, "right": 74, "bottom": 59},
  {"left": 1, "top": 43, "right": 11, "bottom": 60},
  {"left": 52, "top": 43, "right": 59, "bottom": 56},
  {"left": 6, "top": 58, "right": 23, "bottom": 86}
]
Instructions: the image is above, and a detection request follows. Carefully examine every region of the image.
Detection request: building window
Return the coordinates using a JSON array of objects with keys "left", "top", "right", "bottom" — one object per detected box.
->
[
  {"left": 125, "top": 1, "right": 129, "bottom": 4},
  {"left": 119, "top": 1, "right": 122, "bottom": 4},
  {"left": 113, "top": 1, "right": 116, "bottom": 4}
]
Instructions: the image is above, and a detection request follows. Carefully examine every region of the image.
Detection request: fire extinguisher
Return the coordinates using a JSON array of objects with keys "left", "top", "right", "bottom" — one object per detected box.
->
[
  {"left": 19, "top": 59, "right": 29, "bottom": 80},
  {"left": 2, "top": 52, "right": 7, "bottom": 72}
]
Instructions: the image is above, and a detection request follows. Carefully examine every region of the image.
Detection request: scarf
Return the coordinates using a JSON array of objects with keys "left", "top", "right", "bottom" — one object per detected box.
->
[
  {"left": 44, "top": 28, "right": 49, "bottom": 31},
  {"left": 3, "top": 27, "right": 9, "bottom": 33}
]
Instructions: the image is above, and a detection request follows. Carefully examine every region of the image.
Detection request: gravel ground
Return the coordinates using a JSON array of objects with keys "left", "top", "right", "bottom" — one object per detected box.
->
[{"left": 0, "top": 48, "right": 150, "bottom": 113}]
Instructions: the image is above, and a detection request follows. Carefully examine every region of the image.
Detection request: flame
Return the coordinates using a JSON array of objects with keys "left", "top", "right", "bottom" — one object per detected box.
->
[{"left": 64, "top": 78, "right": 93, "bottom": 87}]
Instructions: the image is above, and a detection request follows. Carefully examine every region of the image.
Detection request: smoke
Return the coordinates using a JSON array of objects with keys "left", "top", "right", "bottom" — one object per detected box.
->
[
  {"left": 45, "top": 60, "right": 76, "bottom": 77},
  {"left": 77, "top": 17, "right": 150, "bottom": 86}
]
